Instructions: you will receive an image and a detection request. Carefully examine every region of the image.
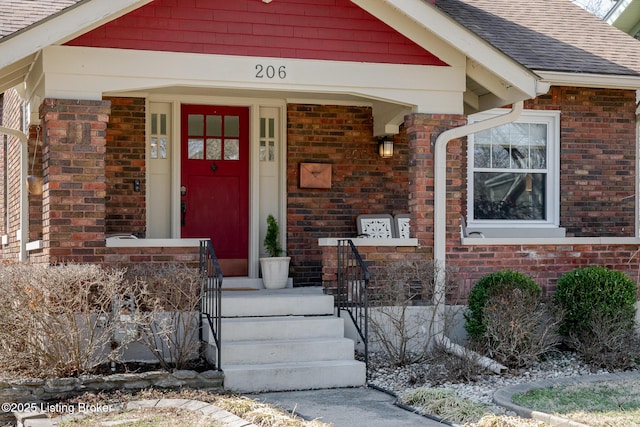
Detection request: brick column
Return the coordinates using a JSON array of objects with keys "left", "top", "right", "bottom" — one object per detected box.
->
[
  {"left": 40, "top": 99, "right": 111, "bottom": 263},
  {"left": 405, "top": 113, "right": 466, "bottom": 252}
]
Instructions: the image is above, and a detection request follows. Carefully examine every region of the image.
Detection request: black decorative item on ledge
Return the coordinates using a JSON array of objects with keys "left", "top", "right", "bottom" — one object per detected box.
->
[{"left": 378, "top": 136, "right": 394, "bottom": 158}]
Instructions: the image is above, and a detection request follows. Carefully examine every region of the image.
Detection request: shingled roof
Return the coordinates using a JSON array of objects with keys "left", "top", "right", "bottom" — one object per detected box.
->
[
  {"left": 435, "top": 0, "right": 640, "bottom": 76},
  {"left": 0, "top": 0, "right": 83, "bottom": 39}
]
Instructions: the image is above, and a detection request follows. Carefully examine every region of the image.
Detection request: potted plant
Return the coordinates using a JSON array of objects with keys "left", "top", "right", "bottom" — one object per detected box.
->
[{"left": 259, "top": 214, "right": 291, "bottom": 289}]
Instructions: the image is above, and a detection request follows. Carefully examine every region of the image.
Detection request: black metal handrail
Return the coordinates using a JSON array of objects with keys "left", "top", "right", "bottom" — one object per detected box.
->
[
  {"left": 336, "top": 239, "right": 370, "bottom": 375},
  {"left": 199, "top": 239, "right": 223, "bottom": 371}
]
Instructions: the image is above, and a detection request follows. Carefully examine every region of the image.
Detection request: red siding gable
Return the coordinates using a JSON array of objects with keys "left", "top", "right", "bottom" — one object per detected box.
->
[{"left": 66, "top": 0, "right": 445, "bottom": 66}]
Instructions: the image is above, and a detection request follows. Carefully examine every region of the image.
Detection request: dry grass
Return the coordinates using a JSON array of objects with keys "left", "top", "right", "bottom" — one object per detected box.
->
[
  {"left": 53, "top": 388, "right": 331, "bottom": 427},
  {"left": 60, "top": 408, "right": 224, "bottom": 427}
]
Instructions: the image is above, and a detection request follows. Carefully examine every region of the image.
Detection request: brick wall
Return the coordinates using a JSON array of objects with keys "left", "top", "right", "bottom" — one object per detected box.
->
[
  {"left": 320, "top": 87, "right": 640, "bottom": 299},
  {"left": 40, "top": 98, "right": 111, "bottom": 264},
  {"left": 104, "top": 97, "right": 146, "bottom": 237},
  {"left": 104, "top": 246, "right": 199, "bottom": 268},
  {"left": 418, "top": 88, "right": 639, "bottom": 297},
  {"left": 287, "top": 104, "right": 410, "bottom": 286},
  {"left": 1, "top": 89, "right": 24, "bottom": 261},
  {"left": 526, "top": 87, "right": 637, "bottom": 236}
]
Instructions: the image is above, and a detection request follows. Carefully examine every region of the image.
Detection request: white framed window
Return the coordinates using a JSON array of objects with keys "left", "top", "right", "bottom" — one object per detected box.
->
[{"left": 467, "top": 109, "right": 560, "bottom": 229}]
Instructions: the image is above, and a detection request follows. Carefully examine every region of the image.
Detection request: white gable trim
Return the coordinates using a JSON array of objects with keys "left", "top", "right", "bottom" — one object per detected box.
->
[
  {"left": 0, "top": 0, "right": 152, "bottom": 93},
  {"left": 351, "top": 0, "right": 545, "bottom": 104}
]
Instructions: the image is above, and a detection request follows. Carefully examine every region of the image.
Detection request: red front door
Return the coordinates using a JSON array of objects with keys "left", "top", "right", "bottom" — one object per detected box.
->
[{"left": 181, "top": 104, "right": 249, "bottom": 276}]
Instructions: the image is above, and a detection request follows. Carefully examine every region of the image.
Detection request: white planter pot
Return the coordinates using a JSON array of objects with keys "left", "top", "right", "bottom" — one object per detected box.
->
[{"left": 260, "top": 256, "right": 291, "bottom": 289}]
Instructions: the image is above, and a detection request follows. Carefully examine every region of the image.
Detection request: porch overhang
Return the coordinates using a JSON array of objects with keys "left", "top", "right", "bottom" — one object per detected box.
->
[{"left": 29, "top": 45, "right": 469, "bottom": 136}]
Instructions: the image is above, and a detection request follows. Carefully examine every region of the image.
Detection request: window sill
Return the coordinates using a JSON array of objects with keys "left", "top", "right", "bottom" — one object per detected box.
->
[
  {"left": 465, "top": 227, "right": 566, "bottom": 239},
  {"left": 462, "top": 236, "right": 640, "bottom": 245}
]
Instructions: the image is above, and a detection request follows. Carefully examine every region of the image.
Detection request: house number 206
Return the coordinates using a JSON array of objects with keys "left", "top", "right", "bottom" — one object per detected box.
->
[{"left": 255, "top": 64, "right": 287, "bottom": 79}]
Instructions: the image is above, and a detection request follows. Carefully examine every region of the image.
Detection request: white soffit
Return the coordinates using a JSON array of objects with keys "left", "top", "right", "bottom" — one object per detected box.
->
[
  {"left": 0, "top": 0, "right": 153, "bottom": 94},
  {"left": 351, "top": 0, "right": 542, "bottom": 102},
  {"left": 537, "top": 70, "right": 640, "bottom": 90}
]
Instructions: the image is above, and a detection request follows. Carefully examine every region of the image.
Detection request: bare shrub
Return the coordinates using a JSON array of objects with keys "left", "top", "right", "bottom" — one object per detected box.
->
[
  {"left": 566, "top": 309, "right": 640, "bottom": 370},
  {"left": 0, "top": 263, "right": 128, "bottom": 378},
  {"left": 124, "top": 264, "right": 202, "bottom": 370},
  {"left": 480, "top": 287, "right": 562, "bottom": 369},
  {"left": 368, "top": 259, "right": 462, "bottom": 366}
]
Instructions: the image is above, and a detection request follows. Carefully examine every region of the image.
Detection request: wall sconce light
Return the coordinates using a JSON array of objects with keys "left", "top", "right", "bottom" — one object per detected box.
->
[{"left": 378, "top": 136, "right": 394, "bottom": 158}]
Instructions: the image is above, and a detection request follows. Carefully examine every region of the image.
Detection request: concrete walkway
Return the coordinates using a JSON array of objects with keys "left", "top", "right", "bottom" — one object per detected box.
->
[{"left": 248, "top": 387, "right": 450, "bottom": 427}]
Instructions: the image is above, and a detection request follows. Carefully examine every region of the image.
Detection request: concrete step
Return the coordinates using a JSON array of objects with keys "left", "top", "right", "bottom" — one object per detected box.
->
[
  {"left": 222, "top": 360, "right": 366, "bottom": 392},
  {"left": 222, "top": 337, "right": 356, "bottom": 365},
  {"left": 222, "top": 277, "right": 293, "bottom": 290},
  {"left": 219, "top": 287, "right": 334, "bottom": 317},
  {"left": 220, "top": 316, "right": 344, "bottom": 341}
]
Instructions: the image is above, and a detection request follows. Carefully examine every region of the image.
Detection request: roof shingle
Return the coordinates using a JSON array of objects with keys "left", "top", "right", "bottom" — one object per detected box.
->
[
  {"left": 0, "top": 0, "right": 83, "bottom": 40},
  {"left": 435, "top": 0, "right": 640, "bottom": 76}
]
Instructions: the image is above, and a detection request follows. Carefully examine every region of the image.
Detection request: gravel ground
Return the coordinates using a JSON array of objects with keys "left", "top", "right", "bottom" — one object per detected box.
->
[{"left": 366, "top": 350, "right": 624, "bottom": 418}]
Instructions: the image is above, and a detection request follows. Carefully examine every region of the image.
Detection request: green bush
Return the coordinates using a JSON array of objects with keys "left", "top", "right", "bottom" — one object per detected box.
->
[
  {"left": 464, "top": 269, "right": 541, "bottom": 341},
  {"left": 554, "top": 266, "right": 637, "bottom": 339}
]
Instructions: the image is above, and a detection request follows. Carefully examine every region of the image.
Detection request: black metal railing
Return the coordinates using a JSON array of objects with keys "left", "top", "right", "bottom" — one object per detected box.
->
[
  {"left": 199, "top": 239, "right": 223, "bottom": 371},
  {"left": 336, "top": 239, "right": 370, "bottom": 374}
]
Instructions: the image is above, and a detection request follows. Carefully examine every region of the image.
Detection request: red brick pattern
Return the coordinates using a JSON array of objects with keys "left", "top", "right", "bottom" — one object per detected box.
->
[
  {"left": 287, "top": 104, "right": 410, "bottom": 286},
  {"left": 321, "top": 88, "right": 640, "bottom": 298},
  {"left": 66, "top": 0, "right": 444, "bottom": 66},
  {"left": 40, "top": 98, "right": 111, "bottom": 263},
  {"left": 0, "top": 89, "right": 24, "bottom": 261},
  {"left": 104, "top": 97, "right": 146, "bottom": 237},
  {"left": 104, "top": 246, "right": 199, "bottom": 268},
  {"left": 526, "top": 87, "right": 637, "bottom": 236}
]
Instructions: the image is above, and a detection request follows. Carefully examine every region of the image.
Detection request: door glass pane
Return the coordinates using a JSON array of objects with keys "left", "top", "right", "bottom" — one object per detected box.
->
[
  {"left": 188, "top": 115, "right": 204, "bottom": 136},
  {"left": 225, "top": 116, "right": 239, "bottom": 137},
  {"left": 151, "top": 114, "right": 158, "bottom": 134},
  {"left": 207, "top": 115, "right": 222, "bottom": 136},
  {"left": 159, "top": 137, "right": 167, "bottom": 159},
  {"left": 260, "top": 118, "right": 266, "bottom": 138},
  {"left": 206, "top": 138, "right": 222, "bottom": 160},
  {"left": 268, "top": 118, "right": 275, "bottom": 138},
  {"left": 150, "top": 136, "right": 158, "bottom": 159},
  {"left": 188, "top": 138, "right": 204, "bottom": 159},
  {"left": 160, "top": 114, "right": 167, "bottom": 135},
  {"left": 269, "top": 141, "right": 275, "bottom": 161},
  {"left": 259, "top": 141, "right": 266, "bottom": 161},
  {"left": 225, "top": 139, "right": 239, "bottom": 160}
]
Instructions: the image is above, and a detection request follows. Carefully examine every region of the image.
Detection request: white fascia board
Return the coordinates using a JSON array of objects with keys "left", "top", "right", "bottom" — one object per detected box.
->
[
  {"left": 352, "top": 0, "right": 541, "bottom": 99},
  {"left": 40, "top": 46, "right": 466, "bottom": 113},
  {"left": 0, "top": 0, "right": 153, "bottom": 84},
  {"left": 537, "top": 70, "right": 640, "bottom": 90}
]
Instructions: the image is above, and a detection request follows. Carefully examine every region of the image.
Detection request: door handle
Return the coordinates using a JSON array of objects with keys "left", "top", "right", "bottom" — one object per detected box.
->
[{"left": 181, "top": 200, "right": 186, "bottom": 226}]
